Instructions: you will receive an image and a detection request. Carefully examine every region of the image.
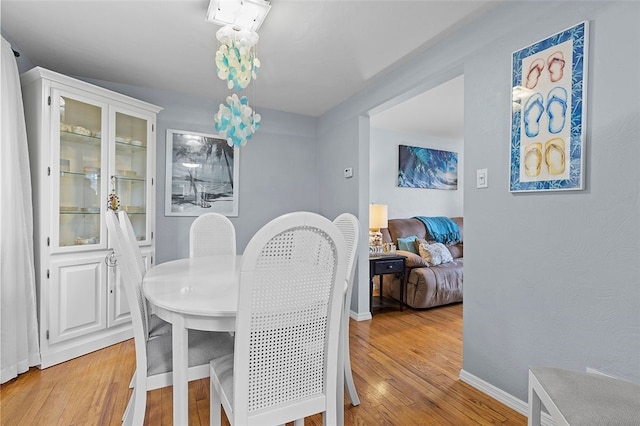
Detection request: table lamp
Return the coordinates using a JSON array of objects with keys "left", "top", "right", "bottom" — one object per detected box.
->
[{"left": 369, "top": 204, "right": 388, "bottom": 248}]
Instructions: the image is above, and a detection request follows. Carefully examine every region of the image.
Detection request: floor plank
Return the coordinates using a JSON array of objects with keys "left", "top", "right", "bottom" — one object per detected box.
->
[{"left": 1, "top": 303, "right": 526, "bottom": 425}]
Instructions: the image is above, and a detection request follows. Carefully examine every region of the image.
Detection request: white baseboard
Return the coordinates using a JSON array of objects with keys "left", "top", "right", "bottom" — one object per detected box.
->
[
  {"left": 351, "top": 310, "right": 372, "bottom": 321},
  {"left": 39, "top": 327, "right": 133, "bottom": 369},
  {"left": 459, "top": 369, "right": 527, "bottom": 415},
  {"left": 459, "top": 369, "right": 556, "bottom": 426}
]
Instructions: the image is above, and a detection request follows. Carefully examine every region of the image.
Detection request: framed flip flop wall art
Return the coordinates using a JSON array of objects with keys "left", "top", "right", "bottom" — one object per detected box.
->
[{"left": 509, "top": 21, "right": 589, "bottom": 192}]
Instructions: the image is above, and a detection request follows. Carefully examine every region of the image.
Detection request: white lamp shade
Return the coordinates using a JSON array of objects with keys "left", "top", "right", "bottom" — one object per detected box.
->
[{"left": 369, "top": 204, "right": 388, "bottom": 230}]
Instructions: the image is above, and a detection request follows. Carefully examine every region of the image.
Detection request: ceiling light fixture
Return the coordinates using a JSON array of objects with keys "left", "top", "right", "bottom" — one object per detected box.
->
[
  {"left": 208, "top": 0, "right": 269, "bottom": 148},
  {"left": 214, "top": 94, "right": 261, "bottom": 148},
  {"left": 206, "top": 0, "right": 271, "bottom": 32},
  {"left": 215, "top": 25, "right": 260, "bottom": 91}
]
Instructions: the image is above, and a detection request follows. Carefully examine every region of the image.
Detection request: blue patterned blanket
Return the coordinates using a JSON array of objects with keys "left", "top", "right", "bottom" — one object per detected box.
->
[{"left": 413, "top": 216, "right": 461, "bottom": 244}]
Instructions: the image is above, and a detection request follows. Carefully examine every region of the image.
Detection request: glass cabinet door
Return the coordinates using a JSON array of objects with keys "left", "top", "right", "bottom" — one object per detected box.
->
[
  {"left": 55, "top": 92, "right": 107, "bottom": 250},
  {"left": 112, "top": 111, "right": 151, "bottom": 244}
]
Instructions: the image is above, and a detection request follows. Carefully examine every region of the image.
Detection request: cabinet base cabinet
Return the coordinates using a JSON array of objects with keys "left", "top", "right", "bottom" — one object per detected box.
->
[{"left": 39, "top": 251, "right": 134, "bottom": 369}]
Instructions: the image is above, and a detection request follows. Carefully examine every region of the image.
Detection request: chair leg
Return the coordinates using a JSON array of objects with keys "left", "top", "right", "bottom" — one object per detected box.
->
[
  {"left": 343, "top": 305, "right": 360, "bottom": 406},
  {"left": 293, "top": 419, "right": 304, "bottom": 426},
  {"left": 528, "top": 370, "right": 542, "bottom": 426},
  {"left": 210, "top": 375, "right": 222, "bottom": 426},
  {"left": 344, "top": 347, "right": 360, "bottom": 405},
  {"left": 324, "top": 392, "right": 339, "bottom": 426},
  {"left": 129, "top": 370, "right": 136, "bottom": 388},
  {"left": 122, "top": 387, "right": 134, "bottom": 423},
  {"left": 123, "top": 385, "right": 146, "bottom": 426}
]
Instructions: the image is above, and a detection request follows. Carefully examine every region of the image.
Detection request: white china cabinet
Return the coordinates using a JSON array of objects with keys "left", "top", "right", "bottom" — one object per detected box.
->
[{"left": 21, "top": 67, "right": 162, "bottom": 368}]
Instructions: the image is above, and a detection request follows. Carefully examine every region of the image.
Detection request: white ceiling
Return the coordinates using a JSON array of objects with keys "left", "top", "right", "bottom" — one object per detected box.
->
[
  {"left": 2, "top": 1, "right": 494, "bottom": 136},
  {"left": 369, "top": 74, "right": 464, "bottom": 140}
]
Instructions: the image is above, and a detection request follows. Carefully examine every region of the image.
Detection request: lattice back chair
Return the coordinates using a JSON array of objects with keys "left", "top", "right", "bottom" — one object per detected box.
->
[
  {"left": 117, "top": 210, "right": 146, "bottom": 278},
  {"left": 118, "top": 210, "right": 170, "bottom": 340},
  {"left": 106, "top": 210, "right": 234, "bottom": 426},
  {"left": 333, "top": 212, "right": 361, "bottom": 407},
  {"left": 209, "top": 211, "right": 348, "bottom": 426},
  {"left": 189, "top": 212, "right": 236, "bottom": 257},
  {"left": 528, "top": 366, "right": 640, "bottom": 426}
]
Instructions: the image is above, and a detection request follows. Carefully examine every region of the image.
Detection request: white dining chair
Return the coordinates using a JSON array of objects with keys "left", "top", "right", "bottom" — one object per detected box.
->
[
  {"left": 333, "top": 212, "right": 361, "bottom": 407},
  {"left": 209, "top": 211, "right": 348, "bottom": 426},
  {"left": 528, "top": 366, "right": 640, "bottom": 426},
  {"left": 117, "top": 210, "right": 170, "bottom": 340},
  {"left": 117, "top": 210, "right": 146, "bottom": 278},
  {"left": 106, "top": 210, "right": 235, "bottom": 426},
  {"left": 189, "top": 212, "right": 236, "bottom": 257}
]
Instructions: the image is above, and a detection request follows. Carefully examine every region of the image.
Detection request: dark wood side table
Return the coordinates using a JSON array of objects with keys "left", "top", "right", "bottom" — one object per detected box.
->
[{"left": 369, "top": 254, "right": 406, "bottom": 315}]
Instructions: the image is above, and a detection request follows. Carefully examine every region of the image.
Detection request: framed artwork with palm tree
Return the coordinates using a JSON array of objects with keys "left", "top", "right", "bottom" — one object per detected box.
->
[{"left": 165, "top": 129, "right": 239, "bottom": 216}]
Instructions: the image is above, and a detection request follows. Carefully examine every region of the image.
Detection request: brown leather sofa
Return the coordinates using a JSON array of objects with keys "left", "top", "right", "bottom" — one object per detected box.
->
[{"left": 380, "top": 217, "right": 463, "bottom": 309}]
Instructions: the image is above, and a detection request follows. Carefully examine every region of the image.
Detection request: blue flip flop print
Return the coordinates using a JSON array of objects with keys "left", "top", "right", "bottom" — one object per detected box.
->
[
  {"left": 546, "top": 86, "right": 567, "bottom": 134},
  {"left": 524, "top": 92, "right": 544, "bottom": 138}
]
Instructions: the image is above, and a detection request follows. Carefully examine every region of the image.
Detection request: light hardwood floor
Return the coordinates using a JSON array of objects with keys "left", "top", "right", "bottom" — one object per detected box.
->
[{"left": 1, "top": 303, "right": 526, "bottom": 425}]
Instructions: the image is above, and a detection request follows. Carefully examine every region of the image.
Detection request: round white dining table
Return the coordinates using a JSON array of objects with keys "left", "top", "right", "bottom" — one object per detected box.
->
[{"left": 142, "top": 255, "right": 241, "bottom": 426}]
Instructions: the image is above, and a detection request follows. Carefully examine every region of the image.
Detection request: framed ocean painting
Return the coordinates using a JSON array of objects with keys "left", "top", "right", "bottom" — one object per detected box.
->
[
  {"left": 398, "top": 145, "right": 458, "bottom": 190},
  {"left": 165, "top": 129, "right": 239, "bottom": 216},
  {"left": 509, "top": 21, "right": 589, "bottom": 192}
]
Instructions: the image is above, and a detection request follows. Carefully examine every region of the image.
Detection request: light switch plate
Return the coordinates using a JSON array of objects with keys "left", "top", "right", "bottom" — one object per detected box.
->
[{"left": 477, "top": 168, "right": 488, "bottom": 188}]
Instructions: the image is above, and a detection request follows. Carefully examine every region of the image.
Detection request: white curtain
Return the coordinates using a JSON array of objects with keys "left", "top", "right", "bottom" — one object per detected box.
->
[{"left": 1, "top": 36, "right": 40, "bottom": 383}]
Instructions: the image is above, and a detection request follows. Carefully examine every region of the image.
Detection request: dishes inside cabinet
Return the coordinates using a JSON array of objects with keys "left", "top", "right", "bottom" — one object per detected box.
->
[
  {"left": 115, "top": 136, "right": 133, "bottom": 144},
  {"left": 83, "top": 166, "right": 101, "bottom": 174},
  {"left": 80, "top": 207, "right": 100, "bottom": 213},
  {"left": 117, "top": 169, "right": 137, "bottom": 177},
  {"left": 123, "top": 205, "right": 144, "bottom": 214},
  {"left": 72, "top": 126, "right": 91, "bottom": 136},
  {"left": 60, "top": 206, "right": 79, "bottom": 213},
  {"left": 74, "top": 236, "right": 98, "bottom": 245},
  {"left": 130, "top": 140, "right": 143, "bottom": 147}
]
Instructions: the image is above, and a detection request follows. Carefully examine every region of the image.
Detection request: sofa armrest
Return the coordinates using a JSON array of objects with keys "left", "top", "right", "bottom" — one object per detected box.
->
[{"left": 448, "top": 243, "right": 463, "bottom": 259}]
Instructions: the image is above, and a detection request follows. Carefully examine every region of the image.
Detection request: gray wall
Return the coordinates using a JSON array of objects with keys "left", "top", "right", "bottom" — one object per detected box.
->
[
  {"left": 80, "top": 79, "right": 320, "bottom": 262},
  {"left": 319, "top": 0, "right": 640, "bottom": 403},
  {"left": 370, "top": 127, "right": 464, "bottom": 219},
  {"left": 462, "top": 0, "right": 640, "bottom": 400},
  {"left": 317, "top": 116, "right": 369, "bottom": 315}
]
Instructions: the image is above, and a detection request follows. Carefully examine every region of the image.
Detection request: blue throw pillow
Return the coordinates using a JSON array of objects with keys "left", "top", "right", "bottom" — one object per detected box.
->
[{"left": 397, "top": 235, "right": 419, "bottom": 254}]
